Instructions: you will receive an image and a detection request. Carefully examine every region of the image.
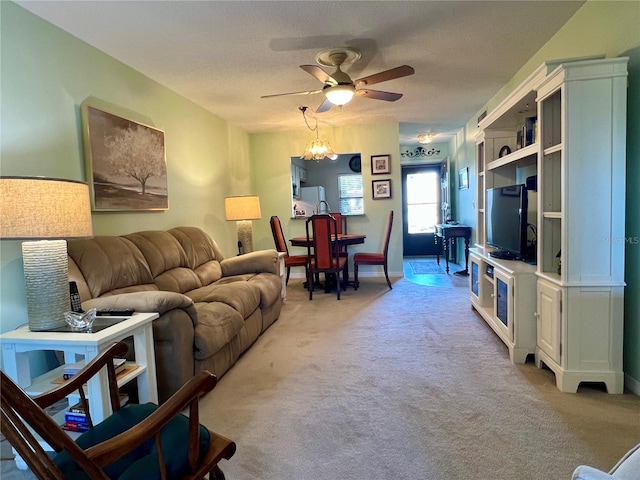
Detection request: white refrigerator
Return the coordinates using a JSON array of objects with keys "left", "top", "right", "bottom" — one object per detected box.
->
[{"left": 297, "top": 186, "right": 327, "bottom": 216}]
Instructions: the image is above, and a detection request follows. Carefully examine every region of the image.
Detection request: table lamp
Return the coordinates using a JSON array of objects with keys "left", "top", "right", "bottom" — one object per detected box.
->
[
  {"left": 0, "top": 177, "right": 93, "bottom": 331},
  {"left": 224, "top": 195, "right": 261, "bottom": 254}
]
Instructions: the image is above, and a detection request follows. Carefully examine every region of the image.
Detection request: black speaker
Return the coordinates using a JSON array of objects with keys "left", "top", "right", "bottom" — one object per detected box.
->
[{"left": 526, "top": 175, "right": 537, "bottom": 191}]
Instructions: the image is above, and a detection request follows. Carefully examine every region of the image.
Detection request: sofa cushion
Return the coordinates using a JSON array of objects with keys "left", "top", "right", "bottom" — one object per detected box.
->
[
  {"left": 187, "top": 281, "right": 261, "bottom": 319},
  {"left": 125, "top": 231, "right": 203, "bottom": 293},
  {"left": 217, "top": 273, "right": 282, "bottom": 309},
  {"left": 169, "top": 227, "right": 225, "bottom": 285},
  {"left": 68, "top": 237, "right": 156, "bottom": 298},
  {"left": 193, "top": 302, "right": 244, "bottom": 359}
]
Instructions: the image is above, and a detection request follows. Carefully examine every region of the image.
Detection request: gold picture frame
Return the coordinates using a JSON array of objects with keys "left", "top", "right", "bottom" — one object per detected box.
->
[{"left": 81, "top": 101, "right": 168, "bottom": 211}]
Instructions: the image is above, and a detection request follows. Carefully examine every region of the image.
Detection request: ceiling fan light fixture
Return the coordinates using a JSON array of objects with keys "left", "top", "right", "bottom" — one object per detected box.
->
[
  {"left": 324, "top": 84, "right": 356, "bottom": 106},
  {"left": 418, "top": 133, "right": 434, "bottom": 144}
]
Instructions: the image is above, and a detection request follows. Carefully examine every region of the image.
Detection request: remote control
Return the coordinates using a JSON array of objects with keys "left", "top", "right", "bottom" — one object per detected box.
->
[
  {"left": 95, "top": 309, "right": 135, "bottom": 316},
  {"left": 69, "top": 282, "right": 83, "bottom": 313}
]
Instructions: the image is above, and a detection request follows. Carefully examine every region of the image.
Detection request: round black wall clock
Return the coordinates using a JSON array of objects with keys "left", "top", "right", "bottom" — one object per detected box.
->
[{"left": 349, "top": 155, "right": 362, "bottom": 172}]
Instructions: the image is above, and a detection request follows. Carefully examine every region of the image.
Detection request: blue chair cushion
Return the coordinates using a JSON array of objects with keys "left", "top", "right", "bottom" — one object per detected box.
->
[{"left": 53, "top": 403, "right": 210, "bottom": 479}]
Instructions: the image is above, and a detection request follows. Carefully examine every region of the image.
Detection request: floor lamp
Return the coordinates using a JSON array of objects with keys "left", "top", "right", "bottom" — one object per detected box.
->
[
  {"left": 0, "top": 177, "right": 93, "bottom": 331},
  {"left": 224, "top": 195, "right": 262, "bottom": 254}
]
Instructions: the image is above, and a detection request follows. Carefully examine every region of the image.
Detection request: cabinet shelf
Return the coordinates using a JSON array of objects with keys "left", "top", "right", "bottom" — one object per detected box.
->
[
  {"left": 487, "top": 143, "right": 537, "bottom": 170},
  {"left": 543, "top": 144, "right": 562, "bottom": 155}
]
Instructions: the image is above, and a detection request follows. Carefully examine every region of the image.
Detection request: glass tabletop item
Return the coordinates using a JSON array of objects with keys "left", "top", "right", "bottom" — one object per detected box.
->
[{"left": 63, "top": 308, "right": 97, "bottom": 331}]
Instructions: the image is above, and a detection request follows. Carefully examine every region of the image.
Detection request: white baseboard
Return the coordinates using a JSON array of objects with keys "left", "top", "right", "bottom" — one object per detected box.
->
[{"left": 625, "top": 372, "right": 640, "bottom": 396}]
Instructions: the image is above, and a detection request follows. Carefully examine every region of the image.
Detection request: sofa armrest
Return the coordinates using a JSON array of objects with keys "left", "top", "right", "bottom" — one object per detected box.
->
[
  {"left": 83, "top": 291, "right": 198, "bottom": 326},
  {"left": 221, "top": 249, "right": 279, "bottom": 277}
]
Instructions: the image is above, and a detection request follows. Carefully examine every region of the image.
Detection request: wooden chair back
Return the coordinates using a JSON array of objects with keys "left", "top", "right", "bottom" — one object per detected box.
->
[
  {"left": 270, "top": 215, "right": 289, "bottom": 255},
  {"left": 306, "top": 214, "right": 340, "bottom": 271},
  {"left": 0, "top": 341, "right": 236, "bottom": 480},
  {"left": 382, "top": 210, "right": 394, "bottom": 258}
]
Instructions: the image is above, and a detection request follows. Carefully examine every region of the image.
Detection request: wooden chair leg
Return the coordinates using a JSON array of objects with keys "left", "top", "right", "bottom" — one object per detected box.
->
[
  {"left": 354, "top": 263, "right": 359, "bottom": 290},
  {"left": 383, "top": 263, "right": 392, "bottom": 289},
  {"left": 209, "top": 465, "right": 226, "bottom": 480},
  {"left": 308, "top": 269, "right": 314, "bottom": 300},
  {"left": 285, "top": 267, "right": 291, "bottom": 286}
]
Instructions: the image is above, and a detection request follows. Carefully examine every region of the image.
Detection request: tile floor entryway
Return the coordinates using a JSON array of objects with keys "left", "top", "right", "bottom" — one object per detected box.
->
[{"left": 403, "top": 256, "right": 470, "bottom": 288}]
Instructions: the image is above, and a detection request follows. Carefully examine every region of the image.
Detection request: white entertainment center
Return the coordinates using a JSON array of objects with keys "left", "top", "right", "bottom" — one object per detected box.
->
[{"left": 470, "top": 56, "right": 628, "bottom": 393}]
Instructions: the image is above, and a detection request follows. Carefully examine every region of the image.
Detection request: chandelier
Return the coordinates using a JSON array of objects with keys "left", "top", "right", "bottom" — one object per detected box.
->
[
  {"left": 300, "top": 106, "right": 337, "bottom": 162},
  {"left": 418, "top": 133, "right": 434, "bottom": 144}
]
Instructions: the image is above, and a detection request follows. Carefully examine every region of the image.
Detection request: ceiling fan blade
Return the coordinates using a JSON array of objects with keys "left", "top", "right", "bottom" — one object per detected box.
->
[
  {"left": 300, "top": 65, "right": 336, "bottom": 85},
  {"left": 315, "top": 97, "right": 333, "bottom": 113},
  {"left": 261, "top": 89, "right": 322, "bottom": 99},
  {"left": 355, "top": 65, "right": 415, "bottom": 87},
  {"left": 355, "top": 89, "right": 403, "bottom": 102}
]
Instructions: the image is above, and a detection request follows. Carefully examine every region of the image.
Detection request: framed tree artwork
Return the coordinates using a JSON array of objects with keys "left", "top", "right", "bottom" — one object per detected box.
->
[{"left": 81, "top": 101, "right": 168, "bottom": 211}]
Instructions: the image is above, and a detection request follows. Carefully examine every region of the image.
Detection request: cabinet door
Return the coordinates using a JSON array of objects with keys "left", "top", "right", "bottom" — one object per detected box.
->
[
  {"left": 470, "top": 257, "right": 480, "bottom": 299},
  {"left": 537, "top": 280, "right": 561, "bottom": 363},
  {"left": 494, "top": 270, "right": 513, "bottom": 339}
]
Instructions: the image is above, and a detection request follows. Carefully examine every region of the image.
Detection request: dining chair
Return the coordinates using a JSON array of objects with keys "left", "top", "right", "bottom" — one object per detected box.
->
[
  {"left": 353, "top": 210, "right": 394, "bottom": 290},
  {"left": 330, "top": 213, "right": 349, "bottom": 258},
  {"left": 270, "top": 215, "right": 308, "bottom": 285},
  {"left": 305, "top": 214, "right": 349, "bottom": 300},
  {"left": 0, "top": 341, "right": 236, "bottom": 480}
]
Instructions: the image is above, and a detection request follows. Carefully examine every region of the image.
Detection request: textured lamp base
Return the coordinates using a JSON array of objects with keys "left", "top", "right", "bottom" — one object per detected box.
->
[
  {"left": 237, "top": 220, "right": 254, "bottom": 254},
  {"left": 22, "top": 240, "right": 69, "bottom": 331}
]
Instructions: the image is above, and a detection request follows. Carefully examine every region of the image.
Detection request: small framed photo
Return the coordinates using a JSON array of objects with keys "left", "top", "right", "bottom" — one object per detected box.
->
[
  {"left": 458, "top": 167, "right": 469, "bottom": 190},
  {"left": 372, "top": 179, "right": 392, "bottom": 200},
  {"left": 371, "top": 154, "right": 391, "bottom": 175}
]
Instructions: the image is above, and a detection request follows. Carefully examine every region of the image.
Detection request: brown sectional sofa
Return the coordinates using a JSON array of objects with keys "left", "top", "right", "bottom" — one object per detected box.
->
[{"left": 67, "top": 226, "right": 282, "bottom": 403}]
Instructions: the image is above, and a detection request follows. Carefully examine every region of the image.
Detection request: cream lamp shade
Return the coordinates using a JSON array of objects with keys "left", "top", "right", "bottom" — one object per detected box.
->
[
  {"left": 0, "top": 177, "right": 93, "bottom": 331},
  {"left": 224, "top": 195, "right": 261, "bottom": 254}
]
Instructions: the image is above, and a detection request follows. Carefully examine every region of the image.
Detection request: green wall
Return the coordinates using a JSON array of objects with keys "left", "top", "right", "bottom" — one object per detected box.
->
[
  {"left": 249, "top": 122, "right": 405, "bottom": 277},
  {"left": 453, "top": 0, "right": 640, "bottom": 388},
  {"left": 0, "top": 2, "right": 252, "bottom": 332}
]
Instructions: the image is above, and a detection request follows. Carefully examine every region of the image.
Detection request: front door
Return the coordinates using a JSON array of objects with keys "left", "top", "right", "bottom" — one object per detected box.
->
[{"left": 402, "top": 165, "right": 442, "bottom": 256}]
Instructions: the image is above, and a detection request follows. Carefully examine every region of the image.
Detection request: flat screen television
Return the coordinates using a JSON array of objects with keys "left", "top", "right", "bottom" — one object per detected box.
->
[{"left": 486, "top": 184, "right": 529, "bottom": 261}]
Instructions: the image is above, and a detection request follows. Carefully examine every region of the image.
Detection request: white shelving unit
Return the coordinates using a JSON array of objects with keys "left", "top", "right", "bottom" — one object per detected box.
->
[
  {"left": 472, "top": 57, "right": 628, "bottom": 393},
  {"left": 534, "top": 58, "right": 628, "bottom": 393},
  {"left": 470, "top": 248, "right": 537, "bottom": 363},
  {"left": 471, "top": 62, "right": 552, "bottom": 364}
]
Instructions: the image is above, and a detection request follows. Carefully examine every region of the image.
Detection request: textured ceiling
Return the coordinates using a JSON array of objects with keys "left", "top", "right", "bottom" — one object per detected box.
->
[{"left": 17, "top": 1, "right": 585, "bottom": 144}]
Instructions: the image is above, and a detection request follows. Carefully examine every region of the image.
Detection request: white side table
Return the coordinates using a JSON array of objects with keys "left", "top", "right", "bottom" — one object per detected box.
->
[{"left": 0, "top": 312, "right": 159, "bottom": 426}]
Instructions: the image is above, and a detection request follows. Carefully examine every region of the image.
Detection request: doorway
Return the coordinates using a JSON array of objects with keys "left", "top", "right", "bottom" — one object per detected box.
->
[{"left": 401, "top": 165, "right": 442, "bottom": 256}]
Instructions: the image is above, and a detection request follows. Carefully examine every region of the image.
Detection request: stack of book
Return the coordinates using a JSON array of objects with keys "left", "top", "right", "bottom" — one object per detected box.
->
[
  {"left": 63, "top": 392, "right": 129, "bottom": 432},
  {"left": 63, "top": 358, "right": 126, "bottom": 380},
  {"left": 64, "top": 401, "right": 89, "bottom": 432}
]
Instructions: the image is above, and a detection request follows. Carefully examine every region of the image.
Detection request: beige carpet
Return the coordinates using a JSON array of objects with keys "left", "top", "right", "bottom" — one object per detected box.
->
[
  {"left": 202, "top": 276, "right": 639, "bottom": 480},
  {"left": 2, "top": 273, "right": 638, "bottom": 479}
]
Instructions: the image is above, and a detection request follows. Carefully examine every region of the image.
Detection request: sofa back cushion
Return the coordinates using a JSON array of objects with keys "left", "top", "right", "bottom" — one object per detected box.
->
[
  {"left": 169, "top": 227, "right": 224, "bottom": 286},
  {"left": 124, "top": 231, "right": 203, "bottom": 293},
  {"left": 67, "top": 237, "right": 156, "bottom": 298}
]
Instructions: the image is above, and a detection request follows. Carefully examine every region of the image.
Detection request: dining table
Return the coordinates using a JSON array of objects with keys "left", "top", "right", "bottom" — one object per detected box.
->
[
  {"left": 289, "top": 233, "right": 366, "bottom": 291},
  {"left": 289, "top": 233, "right": 366, "bottom": 248}
]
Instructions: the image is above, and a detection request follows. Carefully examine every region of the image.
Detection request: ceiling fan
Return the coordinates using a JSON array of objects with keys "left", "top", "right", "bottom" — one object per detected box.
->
[{"left": 261, "top": 47, "right": 415, "bottom": 113}]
